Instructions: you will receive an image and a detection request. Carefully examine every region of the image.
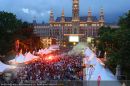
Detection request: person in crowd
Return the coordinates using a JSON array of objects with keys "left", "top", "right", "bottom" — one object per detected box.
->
[{"left": 0, "top": 50, "right": 83, "bottom": 84}]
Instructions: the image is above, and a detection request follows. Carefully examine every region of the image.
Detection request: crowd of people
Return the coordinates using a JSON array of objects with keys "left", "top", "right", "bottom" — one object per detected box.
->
[
  {"left": 15, "top": 54, "right": 83, "bottom": 81},
  {"left": 0, "top": 47, "right": 84, "bottom": 85}
]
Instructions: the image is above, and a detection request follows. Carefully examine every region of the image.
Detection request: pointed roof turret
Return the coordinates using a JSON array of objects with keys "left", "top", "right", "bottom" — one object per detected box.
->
[
  {"left": 61, "top": 8, "right": 65, "bottom": 22},
  {"left": 62, "top": 8, "right": 65, "bottom": 17},
  {"left": 49, "top": 8, "right": 54, "bottom": 23},
  {"left": 87, "top": 7, "right": 92, "bottom": 22},
  {"left": 99, "top": 7, "right": 104, "bottom": 22}
]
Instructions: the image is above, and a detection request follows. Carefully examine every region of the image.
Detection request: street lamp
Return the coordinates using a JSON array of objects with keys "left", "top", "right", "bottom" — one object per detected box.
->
[
  {"left": 87, "top": 37, "right": 92, "bottom": 43},
  {"left": 73, "top": 42, "right": 76, "bottom": 46}
]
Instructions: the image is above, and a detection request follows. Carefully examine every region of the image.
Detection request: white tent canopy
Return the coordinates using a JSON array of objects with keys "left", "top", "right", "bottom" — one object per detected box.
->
[
  {"left": 83, "top": 47, "right": 121, "bottom": 86},
  {"left": 0, "top": 61, "right": 15, "bottom": 72},
  {"left": 8, "top": 45, "right": 59, "bottom": 64},
  {"left": 24, "top": 52, "right": 39, "bottom": 62},
  {"left": 15, "top": 54, "right": 25, "bottom": 63},
  {"left": 37, "top": 48, "right": 52, "bottom": 55},
  {"left": 9, "top": 52, "right": 39, "bottom": 64},
  {"left": 48, "top": 45, "right": 59, "bottom": 51}
]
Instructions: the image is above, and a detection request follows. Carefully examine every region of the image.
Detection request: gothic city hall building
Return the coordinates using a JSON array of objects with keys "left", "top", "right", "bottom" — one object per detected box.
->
[{"left": 33, "top": 0, "right": 104, "bottom": 46}]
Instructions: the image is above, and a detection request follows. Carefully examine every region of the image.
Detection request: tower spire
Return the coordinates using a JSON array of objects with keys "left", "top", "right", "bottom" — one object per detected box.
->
[
  {"left": 49, "top": 8, "right": 54, "bottom": 23},
  {"left": 87, "top": 7, "right": 92, "bottom": 22},
  {"left": 33, "top": 16, "right": 37, "bottom": 24},
  {"left": 72, "top": 0, "right": 79, "bottom": 21},
  {"left": 99, "top": 7, "right": 104, "bottom": 23},
  {"left": 72, "top": 0, "right": 80, "bottom": 34},
  {"left": 61, "top": 8, "right": 65, "bottom": 22},
  {"left": 62, "top": 8, "right": 64, "bottom": 17}
]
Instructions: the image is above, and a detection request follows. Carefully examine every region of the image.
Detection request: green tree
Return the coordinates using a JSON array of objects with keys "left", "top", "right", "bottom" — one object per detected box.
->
[
  {"left": 119, "top": 10, "right": 130, "bottom": 29},
  {"left": 105, "top": 10, "right": 130, "bottom": 79},
  {"left": 0, "top": 11, "right": 22, "bottom": 33},
  {"left": 97, "top": 26, "right": 115, "bottom": 53},
  {"left": 0, "top": 11, "right": 23, "bottom": 55},
  {"left": 0, "top": 11, "right": 36, "bottom": 62}
]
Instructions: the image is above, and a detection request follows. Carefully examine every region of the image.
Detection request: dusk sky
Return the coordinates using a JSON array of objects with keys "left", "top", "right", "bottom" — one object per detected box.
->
[{"left": 0, "top": 0, "right": 130, "bottom": 23}]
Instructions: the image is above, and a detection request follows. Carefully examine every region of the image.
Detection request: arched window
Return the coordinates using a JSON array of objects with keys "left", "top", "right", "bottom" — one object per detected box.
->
[{"left": 74, "top": 28, "right": 77, "bottom": 34}]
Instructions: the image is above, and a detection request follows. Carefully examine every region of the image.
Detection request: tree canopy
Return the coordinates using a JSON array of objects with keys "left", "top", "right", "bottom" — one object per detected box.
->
[
  {"left": 97, "top": 10, "right": 130, "bottom": 79},
  {"left": 0, "top": 11, "right": 32, "bottom": 56},
  {"left": 0, "top": 11, "right": 22, "bottom": 33},
  {"left": 118, "top": 10, "right": 130, "bottom": 29}
]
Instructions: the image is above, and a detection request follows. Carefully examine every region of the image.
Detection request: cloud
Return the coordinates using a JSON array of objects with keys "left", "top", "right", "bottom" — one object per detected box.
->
[
  {"left": 22, "top": 8, "right": 50, "bottom": 17},
  {"left": 39, "top": 10, "right": 50, "bottom": 17},
  {"left": 21, "top": 8, "right": 50, "bottom": 22},
  {"left": 1, "top": 0, "right": 129, "bottom": 23},
  {"left": 40, "top": 10, "right": 50, "bottom": 16},
  {"left": 30, "top": 10, "right": 37, "bottom": 15},
  {"left": 47, "top": 11, "right": 51, "bottom": 14},
  {"left": 40, "top": 13, "right": 45, "bottom": 16},
  {"left": 22, "top": 8, "right": 37, "bottom": 16},
  {"left": 22, "top": 8, "right": 29, "bottom": 14}
]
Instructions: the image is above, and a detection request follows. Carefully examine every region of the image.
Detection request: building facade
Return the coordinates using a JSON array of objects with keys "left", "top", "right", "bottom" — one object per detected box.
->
[
  {"left": 33, "top": 0, "right": 105, "bottom": 45},
  {"left": 34, "top": 23, "right": 50, "bottom": 37}
]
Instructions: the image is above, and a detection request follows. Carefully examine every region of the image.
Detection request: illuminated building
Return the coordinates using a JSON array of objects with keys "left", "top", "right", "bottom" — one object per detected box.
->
[
  {"left": 33, "top": 0, "right": 105, "bottom": 45},
  {"left": 40, "top": 37, "right": 56, "bottom": 48}
]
